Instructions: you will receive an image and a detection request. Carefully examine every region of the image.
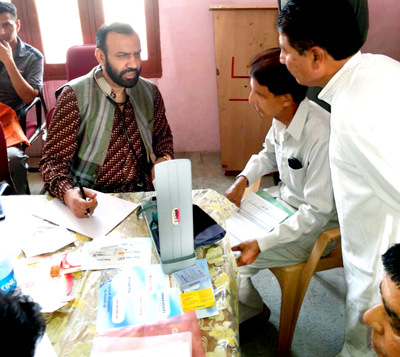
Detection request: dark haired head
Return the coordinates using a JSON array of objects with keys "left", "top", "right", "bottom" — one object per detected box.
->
[
  {"left": 0, "top": 1, "right": 17, "bottom": 20},
  {"left": 382, "top": 244, "right": 400, "bottom": 288},
  {"left": 249, "top": 47, "right": 307, "bottom": 103},
  {"left": 0, "top": 290, "right": 46, "bottom": 357},
  {"left": 96, "top": 22, "right": 136, "bottom": 54},
  {"left": 277, "top": 0, "right": 363, "bottom": 61}
]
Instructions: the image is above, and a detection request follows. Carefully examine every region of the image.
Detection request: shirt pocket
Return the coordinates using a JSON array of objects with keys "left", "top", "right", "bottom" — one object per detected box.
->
[{"left": 286, "top": 165, "right": 307, "bottom": 189}]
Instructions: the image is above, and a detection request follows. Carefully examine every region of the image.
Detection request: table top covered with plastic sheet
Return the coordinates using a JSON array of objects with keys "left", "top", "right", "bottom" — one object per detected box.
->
[{"left": 0, "top": 189, "right": 240, "bottom": 357}]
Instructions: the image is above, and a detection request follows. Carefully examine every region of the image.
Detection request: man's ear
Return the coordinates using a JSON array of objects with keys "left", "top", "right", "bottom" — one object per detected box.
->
[
  {"left": 282, "top": 93, "right": 294, "bottom": 107},
  {"left": 15, "top": 19, "right": 21, "bottom": 33},
  {"left": 95, "top": 48, "right": 106, "bottom": 67},
  {"left": 309, "top": 46, "right": 326, "bottom": 70}
]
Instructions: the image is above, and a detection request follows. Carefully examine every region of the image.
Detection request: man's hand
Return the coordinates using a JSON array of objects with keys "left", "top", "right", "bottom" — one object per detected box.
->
[
  {"left": 225, "top": 176, "right": 248, "bottom": 208},
  {"left": 232, "top": 239, "right": 261, "bottom": 267},
  {"left": 151, "top": 156, "right": 169, "bottom": 182},
  {"left": 0, "top": 40, "right": 13, "bottom": 64},
  {"left": 64, "top": 188, "right": 98, "bottom": 218},
  {"left": 0, "top": 39, "right": 38, "bottom": 104}
]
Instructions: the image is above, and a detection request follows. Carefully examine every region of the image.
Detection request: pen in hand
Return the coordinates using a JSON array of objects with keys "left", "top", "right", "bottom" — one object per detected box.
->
[{"left": 76, "top": 176, "right": 90, "bottom": 216}]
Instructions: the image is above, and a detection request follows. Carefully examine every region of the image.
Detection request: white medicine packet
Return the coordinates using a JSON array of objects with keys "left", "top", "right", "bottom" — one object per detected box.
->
[{"left": 172, "top": 264, "right": 208, "bottom": 290}]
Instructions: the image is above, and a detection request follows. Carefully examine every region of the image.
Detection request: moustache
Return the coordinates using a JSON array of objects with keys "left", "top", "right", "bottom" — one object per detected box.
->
[{"left": 121, "top": 69, "right": 138, "bottom": 75}]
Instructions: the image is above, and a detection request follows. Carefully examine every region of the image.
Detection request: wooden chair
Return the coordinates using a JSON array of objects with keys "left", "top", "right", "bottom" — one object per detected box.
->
[
  {"left": 270, "top": 227, "right": 342, "bottom": 357},
  {"left": 244, "top": 179, "right": 343, "bottom": 357},
  {"left": 242, "top": 177, "right": 262, "bottom": 200}
]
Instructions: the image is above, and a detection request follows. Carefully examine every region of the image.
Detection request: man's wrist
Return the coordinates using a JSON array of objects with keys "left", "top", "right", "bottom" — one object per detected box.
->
[
  {"left": 235, "top": 175, "right": 248, "bottom": 187},
  {"left": 161, "top": 154, "right": 172, "bottom": 161},
  {"left": 60, "top": 181, "right": 75, "bottom": 204},
  {"left": 255, "top": 234, "right": 274, "bottom": 253},
  {"left": 2, "top": 56, "right": 15, "bottom": 69}
]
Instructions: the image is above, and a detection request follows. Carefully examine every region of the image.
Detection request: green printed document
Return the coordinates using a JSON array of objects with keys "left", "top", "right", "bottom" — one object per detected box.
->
[
  {"left": 255, "top": 190, "right": 294, "bottom": 216},
  {"left": 226, "top": 191, "right": 294, "bottom": 247}
]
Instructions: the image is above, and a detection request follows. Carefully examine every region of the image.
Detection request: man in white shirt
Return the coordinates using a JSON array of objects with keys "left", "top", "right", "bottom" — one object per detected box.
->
[
  {"left": 278, "top": 1, "right": 400, "bottom": 356},
  {"left": 278, "top": 0, "right": 369, "bottom": 112},
  {"left": 225, "top": 48, "right": 337, "bottom": 324}
]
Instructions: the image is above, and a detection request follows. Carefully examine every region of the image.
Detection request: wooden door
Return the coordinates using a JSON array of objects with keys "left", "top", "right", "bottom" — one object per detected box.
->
[{"left": 210, "top": 5, "right": 279, "bottom": 175}]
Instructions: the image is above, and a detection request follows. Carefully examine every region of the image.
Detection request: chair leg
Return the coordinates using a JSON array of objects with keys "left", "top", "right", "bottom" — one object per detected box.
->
[
  {"left": 270, "top": 268, "right": 302, "bottom": 357},
  {"left": 6, "top": 173, "right": 17, "bottom": 194},
  {"left": 26, "top": 178, "right": 31, "bottom": 195}
]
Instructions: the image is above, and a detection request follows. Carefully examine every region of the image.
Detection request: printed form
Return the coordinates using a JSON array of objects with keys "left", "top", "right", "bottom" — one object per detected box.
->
[{"left": 226, "top": 192, "right": 289, "bottom": 247}]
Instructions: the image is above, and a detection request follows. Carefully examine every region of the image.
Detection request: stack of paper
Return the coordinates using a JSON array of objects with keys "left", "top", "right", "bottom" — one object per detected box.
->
[
  {"left": 33, "top": 190, "right": 138, "bottom": 239},
  {"left": 226, "top": 191, "right": 290, "bottom": 247}
]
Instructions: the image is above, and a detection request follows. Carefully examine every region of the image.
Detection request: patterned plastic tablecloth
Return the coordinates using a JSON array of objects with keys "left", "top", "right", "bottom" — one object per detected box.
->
[{"left": 10, "top": 190, "right": 240, "bottom": 357}]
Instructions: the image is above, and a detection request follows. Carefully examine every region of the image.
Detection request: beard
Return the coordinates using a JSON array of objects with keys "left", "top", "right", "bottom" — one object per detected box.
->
[{"left": 104, "top": 57, "right": 142, "bottom": 88}]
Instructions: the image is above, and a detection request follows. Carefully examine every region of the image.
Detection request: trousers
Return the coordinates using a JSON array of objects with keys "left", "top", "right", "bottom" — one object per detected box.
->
[
  {"left": 238, "top": 224, "right": 337, "bottom": 323},
  {"left": 8, "top": 145, "right": 29, "bottom": 194}
]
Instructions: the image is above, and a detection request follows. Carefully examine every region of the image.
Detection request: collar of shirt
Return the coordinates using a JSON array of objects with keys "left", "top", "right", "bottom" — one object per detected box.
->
[
  {"left": 318, "top": 51, "right": 362, "bottom": 105},
  {"left": 275, "top": 97, "right": 310, "bottom": 142},
  {"left": 14, "top": 37, "right": 27, "bottom": 58}
]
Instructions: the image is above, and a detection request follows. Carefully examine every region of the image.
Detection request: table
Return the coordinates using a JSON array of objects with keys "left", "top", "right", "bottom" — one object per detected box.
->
[{"left": 0, "top": 189, "right": 240, "bottom": 357}]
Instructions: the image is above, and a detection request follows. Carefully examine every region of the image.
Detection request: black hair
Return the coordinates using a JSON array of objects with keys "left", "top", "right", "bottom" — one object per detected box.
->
[
  {"left": 96, "top": 22, "right": 136, "bottom": 54},
  {"left": 249, "top": 47, "right": 307, "bottom": 104},
  {"left": 0, "top": 1, "right": 17, "bottom": 20},
  {"left": 0, "top": 290, "right": 46, "bottom": 357},
  {"left": 277, "top": 0, "right": 363, "bottom": 61},
  {"left": 382, "top": 244, "right": 400, "bottom": 288}
]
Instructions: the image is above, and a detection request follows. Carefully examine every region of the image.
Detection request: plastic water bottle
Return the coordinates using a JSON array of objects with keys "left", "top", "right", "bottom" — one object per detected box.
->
[{"left": 0, "top": 252, "right": 17, "bottom": 295}]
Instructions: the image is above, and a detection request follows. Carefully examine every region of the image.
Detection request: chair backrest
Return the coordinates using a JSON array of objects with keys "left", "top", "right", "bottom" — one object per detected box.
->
[
  {"left": 46, "top": 107, "right": 55, "bottom": 130},
  {"left": 66, "top": 45, "right": 98, "bottom": 81},
  {"left": 0, "top": 123, "right": 10, "bottom": 183}
]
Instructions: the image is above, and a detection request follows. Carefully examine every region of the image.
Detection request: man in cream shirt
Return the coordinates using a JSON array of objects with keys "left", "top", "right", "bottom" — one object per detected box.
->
[
  {"left": 225, "top": 48, "right": 337, "bottom": 325},
  {"left": 278, "top": 0, "right": 400, "bottom": 355}
]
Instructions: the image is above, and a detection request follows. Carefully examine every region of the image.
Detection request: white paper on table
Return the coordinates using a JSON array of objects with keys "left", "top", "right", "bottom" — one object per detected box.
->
[
  {"left": 32, "top": 190, "right": 138, "bottom": 239},
  {"left": 34, "top": 333, "right": 57, "bottom": 357},
  {"left": 81, "top": 237, "right": 153, "bottom": 270},
  {"left": 226, "top": 191, "right": 289, "bottom": 246},
  {"left": 0, "top": 197, "right": 44, "bottom": 256},
  {"left": 20, "top": 225, "right": 76, "bottom": 258},
  {"left": 90, "top": 333, "right": 192, "bottom": 357}
]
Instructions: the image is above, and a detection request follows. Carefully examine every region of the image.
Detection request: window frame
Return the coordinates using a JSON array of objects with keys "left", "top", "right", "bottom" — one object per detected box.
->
[{"left": 12, "top": 0, "right": 162, "bottom": 80}]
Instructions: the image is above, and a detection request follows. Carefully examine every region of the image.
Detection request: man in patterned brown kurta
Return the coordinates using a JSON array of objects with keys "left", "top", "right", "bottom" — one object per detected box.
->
[{"left": 40, "top": 23, "right": 173, "bottom": 218}]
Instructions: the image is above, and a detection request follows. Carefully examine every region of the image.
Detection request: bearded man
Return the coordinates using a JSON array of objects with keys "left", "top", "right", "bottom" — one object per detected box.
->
[{"left": 40, "top": 23, "right": 173, "bottom": 218}]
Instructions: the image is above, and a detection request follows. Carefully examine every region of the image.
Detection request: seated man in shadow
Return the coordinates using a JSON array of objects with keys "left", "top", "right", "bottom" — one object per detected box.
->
[
  {"left": 225, "top": 48, "right": 337, "bottom": 325},
  {"left": 40, "top": 23, "right": 173, "bottom": 218},
  {"left": 364, "top": 243, "right": 400, "bottom": 357},
  {"left": 0, "top": 290, "right": 46, "bottom": 356},
  {"left": 0, "top": 1, "right": 44, "bottom": 194}
]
